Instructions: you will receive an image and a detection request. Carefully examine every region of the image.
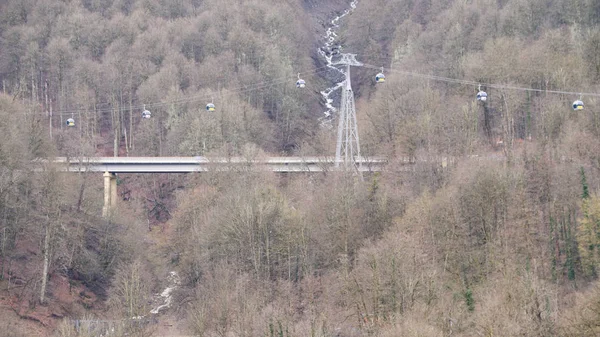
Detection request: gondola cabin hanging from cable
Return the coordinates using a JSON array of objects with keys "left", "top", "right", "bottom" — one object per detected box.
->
[
  {"left": 572, "top": 99, "right": 584, "bottom": 110},
  {"left": 375, "top": 67, "right": 385, "bottom": 83},
  {"left": 206, "top": 103, "right": 216, "bottom": 111},
  {"left": 476, "top": 84, "right": 488, "bottom": 102},
  {"left": 296, "top": 73, "right": 306, "bottom": 88},
  {"left": 142, "top": 109, "right": 151, "bottom": 119},
  {"left": 477, "top": 91, "right": 488, "bottom": 101},
  {"left": 66, "top": 118, "right": 75, "bottom": 127}
]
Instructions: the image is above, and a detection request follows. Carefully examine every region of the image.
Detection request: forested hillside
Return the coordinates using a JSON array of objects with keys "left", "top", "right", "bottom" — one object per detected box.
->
[
  {"left": 1, "top": 0, "right": 600, "bottom": 336},
  {"left": 345, "top": 0, "right": 600, "bottom": 158},
  {"left": 0, "top": 0, "right": 321, "bottom": 157}
]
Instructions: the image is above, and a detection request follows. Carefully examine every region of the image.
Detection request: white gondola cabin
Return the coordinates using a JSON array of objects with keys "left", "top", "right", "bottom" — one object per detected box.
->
[
  {"left": 206, "top": 103, "right": 216, "bottom": 111},
  {"left": 376, "top": 67, "right": 385, "bottom": 83},
  {"left": 142, "top": 109, "right": 151, "bottom": 119},
  {"left": 296, "top": 73, "right": 306, "bottom": 88},
  {"left": 477, "top": 91, "right": 488, "bottom": 102},
  {"left": 66, "top": 118, "right": 75, "bottom": 127},
  {"left": 573, "top": 100, "right": 584, "bottom": 111}
]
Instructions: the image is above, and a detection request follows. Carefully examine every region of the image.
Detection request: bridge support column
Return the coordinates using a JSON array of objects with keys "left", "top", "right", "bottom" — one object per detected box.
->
[{"left": 103, "top": 172, "right": 117, "bottom": 218}]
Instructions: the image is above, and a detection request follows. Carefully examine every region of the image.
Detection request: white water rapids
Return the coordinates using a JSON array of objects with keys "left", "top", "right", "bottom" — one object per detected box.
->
[
  {"left": 146, "top": 2, "right": 358, "bottom": 318},
  {"left": 148, "top": 3, "right": 357, "bottom": 315},
  {"left": 317, "top": 0, "right": 358, "bottom": 128},
  {"left": 150, "top": 271, "right": 180, "bottom": 314}
]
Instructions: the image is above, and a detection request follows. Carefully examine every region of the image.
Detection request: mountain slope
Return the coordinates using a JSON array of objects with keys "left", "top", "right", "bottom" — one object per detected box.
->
[{"left": 1, "top": 1, "right": 600, "bottom": 336}]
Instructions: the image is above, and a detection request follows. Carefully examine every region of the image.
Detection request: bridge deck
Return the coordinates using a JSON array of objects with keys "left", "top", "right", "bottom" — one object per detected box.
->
[{"left": 49, "top": 156, "right": 393, "bottom": 173}]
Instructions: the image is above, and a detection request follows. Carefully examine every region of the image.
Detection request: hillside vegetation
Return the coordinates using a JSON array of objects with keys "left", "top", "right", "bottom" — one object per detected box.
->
[
  {"left": 0, "top": 0, "right": 319, "bottom": 157},
  {"left": 1, "top": 0, "right": 600, "bottom": 336}
]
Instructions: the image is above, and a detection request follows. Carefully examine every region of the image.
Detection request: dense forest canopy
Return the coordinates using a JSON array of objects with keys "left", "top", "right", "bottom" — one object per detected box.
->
[
  {"left": 1, "top": 0, "right": 600, "bottom": 336},
  {"left": 343, "top": 0, "right": 600, "bottom": 159},
  {"left": 0, "top": 0, "right": 319, "bottom": 157}
]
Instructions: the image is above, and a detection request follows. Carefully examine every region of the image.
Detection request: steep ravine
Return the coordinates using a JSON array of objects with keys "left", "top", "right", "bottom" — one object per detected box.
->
[{"left": 317, "top": 1, "right": 358, "bottom": 128}]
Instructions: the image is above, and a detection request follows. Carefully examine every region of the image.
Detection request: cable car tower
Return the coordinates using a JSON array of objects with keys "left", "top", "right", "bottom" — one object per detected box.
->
[{"left": 332, "top": 53, "right": 363, "bottom": 175}]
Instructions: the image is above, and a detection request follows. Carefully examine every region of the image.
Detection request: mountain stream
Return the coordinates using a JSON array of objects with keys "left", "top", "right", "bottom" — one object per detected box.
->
[{"left": 317, "top": 1, "right": 358, "bottom": 128}]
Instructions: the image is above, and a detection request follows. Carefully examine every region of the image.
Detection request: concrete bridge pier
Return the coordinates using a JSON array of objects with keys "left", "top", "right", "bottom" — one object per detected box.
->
[{"left": 103, "top": 171, "right": 117, "bottom": 217}]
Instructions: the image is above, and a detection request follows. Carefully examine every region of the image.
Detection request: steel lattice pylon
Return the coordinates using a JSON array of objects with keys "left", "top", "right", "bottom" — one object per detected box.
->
[{"left": 333, "top": 54, "right": 362, "bottom": 174}]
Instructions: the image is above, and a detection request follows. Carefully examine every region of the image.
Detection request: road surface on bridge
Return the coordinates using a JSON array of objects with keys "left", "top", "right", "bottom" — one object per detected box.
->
[{"left": 49, "top": 156, "right": 395, "bottom": 173}]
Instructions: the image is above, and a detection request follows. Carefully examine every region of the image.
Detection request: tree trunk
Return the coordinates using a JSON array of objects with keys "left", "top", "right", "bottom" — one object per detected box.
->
[
  {"left": 0, "top": 227, "right": 6, "bottom": 280},
  {"left": 77, "top": 175, "right": 87, "bottom": 212},
  {"left": 114, "top": 124, "right": 119, "bottom": 157},
  {"left": 124, "top": 126, "right": 129, "bottom": 156},
  {"left": 40, "top": 222, "right": 50, "bottom": 304},
  {"left": 129, "top": 73, "right": 134, "bottom": 152},
  {"left": 49, "top": 99, "right": 53, "bottom": 140},
  {"left": 113, "top": 100, "right": 120, "bottom": 157}
]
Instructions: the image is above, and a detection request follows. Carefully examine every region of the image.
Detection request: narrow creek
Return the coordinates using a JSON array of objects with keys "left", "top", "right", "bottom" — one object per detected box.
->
[
  {"left": 148, "top": 0, "right": 359, "bottom": 320},
  {"left": 150, "top": 271, "right": 180, "bottom": 315},
  {"left": 149, "top": 2, "right": 358, "bottom": 316},
  {"left": 317, "top": 0, "right": 358, "bottom": 128}
]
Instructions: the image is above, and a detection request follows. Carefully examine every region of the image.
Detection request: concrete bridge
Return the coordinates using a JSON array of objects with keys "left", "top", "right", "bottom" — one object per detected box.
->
[
  {"left": 54, "top": 156, "right": 389, "bottom": 173},
  {"left": 49, "top": 156, "right": 397, "bottom": 217}
]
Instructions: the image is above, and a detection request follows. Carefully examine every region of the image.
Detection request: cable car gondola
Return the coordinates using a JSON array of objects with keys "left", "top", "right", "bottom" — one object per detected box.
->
[
  {"left": 296, "top": 73, "right": 306, "bottom": 88},
  {"left": 573, "top": 96, "right": 584, "bottom": 110},
  {"left": 476, "top": 85, "right": 487, "bottom": 102},
  {"left": 477, "top": 91, "right": 487, "bottom": 101},
  {"left": 573, "top": 100, "right": 584, "bottom": 110},
  {"left": 66, "top": 118, "right": 75, "bottom": 127},
  {"left": 142, "top": 109, "right": 151, "bottom": 119},
  {"left": 206, "top": 102, "right": 216, "bottom": 111},
  {"left": 375, "top": 67, "right": 385, "bottom": 83}
]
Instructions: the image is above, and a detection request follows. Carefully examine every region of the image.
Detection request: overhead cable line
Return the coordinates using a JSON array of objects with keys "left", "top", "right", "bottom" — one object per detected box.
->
[
  {"left": 19, "top": 65, "right": 333, "bottom": 116},
  {"left": 361, "top": 63, "right": 600, "bottom": 97}
]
